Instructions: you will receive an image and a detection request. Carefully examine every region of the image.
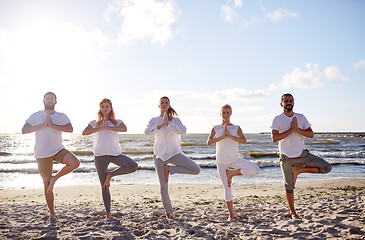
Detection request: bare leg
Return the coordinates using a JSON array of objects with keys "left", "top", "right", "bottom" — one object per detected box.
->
[
  {"left": 47, "top": 153, "right": 80, "bottom": 193},
  {"left": 292, "top": 166, "right": 319, "bottom": 187},
  {"left": 166, "top": 213, "right": 173, "bottom": 219},
  {"left": 226, "top": 169, "right": 242, "bottom": 187},
  {"left": 42, "top": 177, "right": 56, "bottom": 220},
  {"left": 226, "top": 200, "right": 234, "bottom": 220},
  {"left": 285, "top": 192, "right": 300, "bottom": 219},
  {"left": 164, "top": 164, "right": 170, "bottom": 183},
  {"left": 103, "top": 171, "right": 112, "bottom": 189}
]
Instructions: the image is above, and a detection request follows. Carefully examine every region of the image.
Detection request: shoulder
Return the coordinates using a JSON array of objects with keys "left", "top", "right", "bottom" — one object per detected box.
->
[
  {"left": 294, "top": 112, "right": 305, "bottom": 118},
  {"left": 54, "top": 111, "right": 68, "bottom": 117}
]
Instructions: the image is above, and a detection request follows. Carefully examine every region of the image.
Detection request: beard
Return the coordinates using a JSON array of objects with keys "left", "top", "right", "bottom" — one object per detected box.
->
[
  {"left": 284, "top": 104, "right": 293, "bottom": 112},
  {"left": 44, "top": 104, "right": 55, "bottom": 111}
]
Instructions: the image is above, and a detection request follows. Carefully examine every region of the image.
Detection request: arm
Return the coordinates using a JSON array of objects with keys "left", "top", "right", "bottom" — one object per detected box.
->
[
  {"left": 272, "top": 117, "right": 314, "bottom": 142},
  {"left": 207, "top": 128, "right": 225, "bottom": 145},
  {"left": 297, "top": 127, "right": 314, "bottom": 138},
  {"left": 22, "top": 122, "right": 46, "bottom": 134},
  {"left": 227, "top": 126, "right": 247, "bottom": 144},
  {"left": 167, "top": 118, "right": 187, "bottom": 134},
  {"left": 49, "top": 123, "right": 73, "bottom": 133},
  {"left": 106, "top": 122, "right": 127, "bottom": 132},
  {"left": 271, "top": 129, "right": 294, "bottom": 142},
  {"left": 144, "top": 118, "right": 159, "bottom": 136},
  {"left": 82, "top": 124, "right": 100, "bottom": 135}
]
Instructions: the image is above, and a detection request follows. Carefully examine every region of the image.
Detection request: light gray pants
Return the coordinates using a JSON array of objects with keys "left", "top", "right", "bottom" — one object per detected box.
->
[
  {"left": 94, "top": 154, "right": 138, "bottom": 213},
  {"left": 280, "top": 149, "right": 332, "bottom": 193},
  {"left": 154, "top": 153, "right": 201, "bottom": 214}
]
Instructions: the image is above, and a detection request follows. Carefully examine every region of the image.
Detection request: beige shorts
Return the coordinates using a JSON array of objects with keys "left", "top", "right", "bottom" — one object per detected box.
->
[{"left": 36, "top": 148, "right": 71, "bottom": 177}]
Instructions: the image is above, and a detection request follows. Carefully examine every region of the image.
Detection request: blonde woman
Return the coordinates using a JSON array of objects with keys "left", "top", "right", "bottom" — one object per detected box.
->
[
  {"left": 144, "top": 96, "right": 200, "bottom": 219},
  {"left": 208, "top": 104, "right": 260, "bottom": 220}
]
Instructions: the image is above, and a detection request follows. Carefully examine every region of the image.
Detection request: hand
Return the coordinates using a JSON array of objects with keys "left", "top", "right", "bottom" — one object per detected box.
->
[
  {"left": 44, "top": 113, "right": 51, "bottom": 127},
  {"left": 224, "top": 124, "right": 229, "bottom": 137},
  {"left": 290, "top": 117, "right": 298, "bottom": 131},
  {"left": 101, "top": 118, "right": 107, "bottom": 129},
  {"left": 162, "top": 112, "right": 169, "bottom": 127}
]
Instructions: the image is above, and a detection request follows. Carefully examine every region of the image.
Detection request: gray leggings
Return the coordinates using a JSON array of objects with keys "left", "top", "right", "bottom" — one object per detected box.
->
[
  {"left": 280, "top": 149, "right": 332, "bottom": 193},
  {"left": 154, "top": 153, "right": 201, "bottom": 214},
  {"left": 94, "top": 154, "right": 138, "bottom": 213}
]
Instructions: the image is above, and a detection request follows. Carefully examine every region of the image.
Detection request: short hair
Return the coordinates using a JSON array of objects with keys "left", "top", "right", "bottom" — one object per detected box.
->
[
  {"left": 281, "top": 93, "right": 294, "bottom": 102},
  {"left": 44, "top": 92, "right": 57, "bottom": 100},
  {"left": 221, "top": 104, "right": 232, "bottom": 112}
]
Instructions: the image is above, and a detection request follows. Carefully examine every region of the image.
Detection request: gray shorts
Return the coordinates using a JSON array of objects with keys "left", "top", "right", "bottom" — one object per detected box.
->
[{"left": 280, "top": 149, "right": 332, "bottom": 193}]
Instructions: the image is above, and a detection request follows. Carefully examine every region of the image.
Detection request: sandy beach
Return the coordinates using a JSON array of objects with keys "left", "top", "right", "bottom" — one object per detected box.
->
[{"left": 0, "top": 178, "right": 364, "bottom": 239}]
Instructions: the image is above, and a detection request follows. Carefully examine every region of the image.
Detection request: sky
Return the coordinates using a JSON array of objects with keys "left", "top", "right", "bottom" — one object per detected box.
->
[{"left": 0, "top": 0, "right": 364, "bottom": 134}]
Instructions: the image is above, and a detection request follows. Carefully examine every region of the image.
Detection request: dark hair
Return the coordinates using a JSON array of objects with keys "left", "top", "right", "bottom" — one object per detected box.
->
[
  {"left": 281, "top": 93, "right": 294, "bottom": 102},
  {"left": 44, "top": 92, "right": 57, "bottom": 100},
  {"left": 97, "top": 98, "right": 117, "bottom": 125},
  {"left": 160, "top": 96, "right": 178, "bottom": 121}
]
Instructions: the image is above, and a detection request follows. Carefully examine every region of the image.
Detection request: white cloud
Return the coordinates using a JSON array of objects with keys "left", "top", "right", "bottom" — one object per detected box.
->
[
  {"left": 146, "top": 88, "right": 268, "bottom": 104},
  {"left": 220, "top": 0, "right": 243, "bottom": 23},
  {"left": 265, "top": 8, "right": 298, "bottom": 22},
  {"left": 105, "top": 0, "right": 179, "bottom": 45},
  {"left": 354, "top": 59, "right": 365, "bottom": 71},
  {"left": 269, "top": 63, "right": 349, "bottom": 90}
]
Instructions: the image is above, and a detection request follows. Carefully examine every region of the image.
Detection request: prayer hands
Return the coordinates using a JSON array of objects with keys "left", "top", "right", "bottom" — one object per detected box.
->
[
  {"left": 101, "top": 118, "right": 107, "bottom": 129},
  {"left": 162, "top": 112, "right": 169, "bottom": 127},
  {"left": 290, "top": 117, "right": 298, "bottom": 131}
]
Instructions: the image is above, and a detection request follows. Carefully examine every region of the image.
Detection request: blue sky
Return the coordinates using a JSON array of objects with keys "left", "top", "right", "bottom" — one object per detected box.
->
[{"left": 0, "top": 0, "right": 364, "bottom": 133}]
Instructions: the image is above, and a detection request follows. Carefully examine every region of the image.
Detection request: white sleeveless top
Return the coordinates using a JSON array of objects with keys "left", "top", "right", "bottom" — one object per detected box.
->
[{"left": 214, "top": 124, "right": 240, "bottom": 164}]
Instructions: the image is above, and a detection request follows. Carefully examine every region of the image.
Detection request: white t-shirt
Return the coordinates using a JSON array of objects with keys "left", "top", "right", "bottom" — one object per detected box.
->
[
  {"left": 26, "top": 110, "right": 71, "bottom": 158},
  {"left": 89, "top": 119, "right": 123, "bottom": 157},
  {"left": 214, "top": 124, "right": 240, "bottom": 164},
  {"left": 270, "top": 112, "right": 311, "bottom": 158},
  {"left": 144, "top": 116, "right": 186, "bottom": 161}
]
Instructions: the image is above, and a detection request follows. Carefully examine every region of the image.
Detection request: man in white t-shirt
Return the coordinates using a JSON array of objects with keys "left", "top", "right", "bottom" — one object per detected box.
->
[
  {"left": 22, "top": 92, "right": 80, "bottom": 221},
  {"left": 271, "top": 93, "right": 332, "bottom": 219}
]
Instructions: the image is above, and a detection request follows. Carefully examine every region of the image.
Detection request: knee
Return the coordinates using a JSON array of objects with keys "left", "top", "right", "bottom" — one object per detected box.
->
[
  {"left": 252, "top": 165, "right": 260, "bottom": 176},
  {"left": 71, "top": 159, "right": 80, "bottom": 169},
  {"left": 131, "top": 161, "right": 138, "bottom": 172},
  {"left": 192, "top": 165, "right": 201, "bottom": 175},
  {"left": 285, "top": 185, "right": 294, "bottom": 194},
  {"left": 321, "top": 163, "right": 332, "bottom": 174}
]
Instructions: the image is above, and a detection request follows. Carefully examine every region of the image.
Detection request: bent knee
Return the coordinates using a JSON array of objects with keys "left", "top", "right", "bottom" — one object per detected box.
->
[
  {"left": 320, "top": 163, "right": 332, "bottom": 174},
  {"left": 131, "top": 162, "right": 139, "bottom": 172},
  {"left": 70, "top": 159, "right": 80, "bottom": 169},
  {"left": 192, "top": 166, "right": 201, "bottom": 175}
]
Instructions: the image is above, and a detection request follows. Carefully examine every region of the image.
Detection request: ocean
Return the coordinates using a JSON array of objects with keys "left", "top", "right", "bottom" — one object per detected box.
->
[{"left": 0, "top": 133, "right": 364, "bottom": 189}]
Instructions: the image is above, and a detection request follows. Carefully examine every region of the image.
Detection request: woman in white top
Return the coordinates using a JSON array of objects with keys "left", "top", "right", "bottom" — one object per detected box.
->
[
  {"left": 207, "top": 104, "right": 260, "bottom": 220},
  {"left": 144, "top": 96, "right": 201, "bottom": 219},
  {"left": 83, "top": 98, "right": 138, "bottom": 219}
]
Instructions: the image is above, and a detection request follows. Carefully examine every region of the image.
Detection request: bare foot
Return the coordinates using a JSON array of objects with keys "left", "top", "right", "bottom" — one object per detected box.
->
[
  {"left": 46, "top": 214, "right": 57, "bottom": 222},
  {"left": 166, "top": 213, "right": 173, "bottom": 219},
  {"left": 103, "top": 172, "right": 112, "bottom": 189},
  {"left": 164, "top": 165, "right": 169, "bottom": 183},
  {"left": 227, "top": 215, "right": 234, "bottom": 221},
  {"left": 226, "top": 169, "right": 233, "bottom": 187},
  {"left": 292, "top": 166, "right": 300, "bottom": 187},
  {"left": 285, "top": 212, "right": 300, "bottom": 219},
  {"left": 46, "top": 176, "right": 57, "bottom": 193},
  {"left": 102, "top": 212, "right": 112, "bottom": 219}
]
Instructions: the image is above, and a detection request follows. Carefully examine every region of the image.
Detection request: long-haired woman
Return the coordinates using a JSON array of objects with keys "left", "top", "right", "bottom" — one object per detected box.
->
[
  {"left": 83, "top": 98, "right": 138, "bottom": 219},
  {"left": 207, "top": 104, "right": 260, "bottom": 220},
  {"left": 144, "top": 96, "right": 200, "bottom": 219}
]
